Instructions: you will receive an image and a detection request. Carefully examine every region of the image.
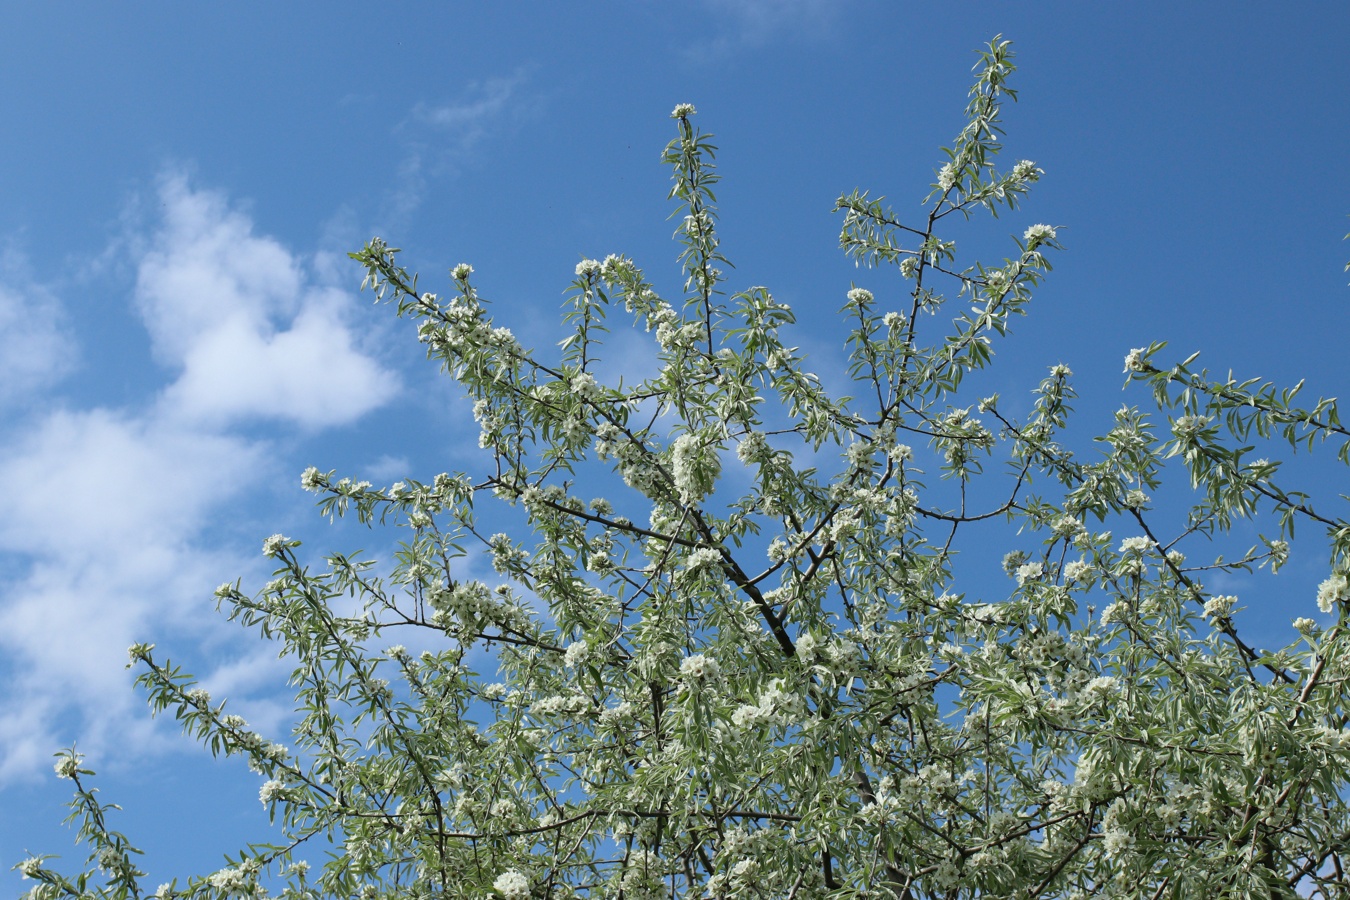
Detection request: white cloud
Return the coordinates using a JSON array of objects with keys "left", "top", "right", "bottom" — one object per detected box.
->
[
  {"left": 0, "top": 247, "right": 74, "bottom": 406},
  {"left": 0, "top": 409, "right": 269, "bottom": 780},
  {"left": 140, "top": 175, "right": 398, "bottom": 428},
  {"left": 0, "top": 175, "right": 401, "bottom": 782}
]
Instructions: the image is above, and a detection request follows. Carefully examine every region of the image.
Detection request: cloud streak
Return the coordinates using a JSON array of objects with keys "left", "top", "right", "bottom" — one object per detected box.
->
[
  {"left": 687, "top": 0, "right": 838, "bottom": 62},
  {"left": 383, "top": 70, "right": 532, "bottom": 228}
]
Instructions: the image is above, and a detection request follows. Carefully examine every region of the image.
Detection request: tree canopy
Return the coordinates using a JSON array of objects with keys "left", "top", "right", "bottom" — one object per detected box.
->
[{"left": 17, "top": 37, "right": 1350, "bottom": 900}]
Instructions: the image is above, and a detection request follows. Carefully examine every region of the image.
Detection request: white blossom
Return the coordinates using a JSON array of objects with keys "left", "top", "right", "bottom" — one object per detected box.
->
[
  {"left": 207, "top": 866, "right": 250, "bottom": 894},
  {"left": 300, "top": 466, "right": 324, "bottom": 491},
  {"left": 1318, "top": 574, "right": 1348, "bottom": 613},
  {"left": 684, "top": 546, "right": 724, "bottom": 574},
  {"left": 679, "top": 654, "right": 719, "bottom": 681},
  {"left": 1173, "top": 415, "right": 1209, "bottom": 440},
  {"left": 600, "top": 701, "right": 634, "bottom": 725},
  {"left": 1123, "top": 488, "right": 1151, "bottom": 508},
  {"left": 1119, "top": 536, "right": 1151, "bottom": 554},
  {"left": 259, "top": 779, "right": 285, "bottom": 805},
  {"left": 494, "top": 870, "right": 530, "bottom": 900},
  {"left": 671, "top": 433, "right": 719, "bottom": 505},
  {"left": 1015, "top": 561, "right": 1044, "bottom": 585},
  {"left": 1022, "top": 223, "right": 1056, "bottom": 244},
  {"left": 564, "top": 640, "right": 590, "bottom": 668},
  {"left": 736, "top": 430, "right": 769, "bottom": 464},
  {"left": 1012, "top": 159, "right": 1042, "bottom": 182},
  {"left": 938, "top": 162, "right": 958, "bottom": 190},
  {"left": 1204, "top": 594, "right": 1237, "bottom": 620},
  {"left": 1063, "top": 560, "right": 1092, "bottom": 584}
]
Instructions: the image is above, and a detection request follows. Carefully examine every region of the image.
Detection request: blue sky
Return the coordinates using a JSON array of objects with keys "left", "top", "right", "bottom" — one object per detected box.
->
[{"left": 3, "top": 1, "right": 1349, "bottom": 888}]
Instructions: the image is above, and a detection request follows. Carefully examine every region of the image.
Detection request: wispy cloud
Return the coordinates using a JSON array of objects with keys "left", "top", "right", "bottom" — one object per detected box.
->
[
  {"left": 687, "top": 0, "right": 839, "bottom": 62},
  {"left": 0, "top": 246, "right": 75, "bottom": 407},
  {"left": 0, "top": 175, "right": 400, "bottom": 782},
  {"left": 382, "top": 70, "right": 532, "bottom": 229},
  {"left": 410, "top": 72, "right": 527, "bottom": 155}
]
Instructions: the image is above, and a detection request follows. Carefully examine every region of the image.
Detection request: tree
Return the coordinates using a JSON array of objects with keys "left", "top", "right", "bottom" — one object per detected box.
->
[{"left": 16, "top": 36, "right": 1350, "bottom": 899}]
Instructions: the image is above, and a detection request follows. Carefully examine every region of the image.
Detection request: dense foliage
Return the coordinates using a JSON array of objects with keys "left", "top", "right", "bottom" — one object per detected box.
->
[{"left": 18, "top": 38, "right": 1350, "bottom": 899}]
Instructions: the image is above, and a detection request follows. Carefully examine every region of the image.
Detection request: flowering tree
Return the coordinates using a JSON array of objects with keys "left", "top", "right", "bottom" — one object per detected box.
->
[{"left": 17, "top": 37, "right": 1350, "bottom": 900}]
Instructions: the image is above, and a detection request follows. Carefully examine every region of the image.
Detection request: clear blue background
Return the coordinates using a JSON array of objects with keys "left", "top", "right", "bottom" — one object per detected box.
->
[{"left": 2, "top": 2, "right": 1348, "bottom": 889}]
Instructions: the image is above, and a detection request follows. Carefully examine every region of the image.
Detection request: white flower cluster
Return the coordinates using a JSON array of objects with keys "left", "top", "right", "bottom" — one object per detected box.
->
[
  {"left": 1015, "top": 561, "right": 1044, "bottom": 585},
  {"left": 258, "top": 779, "right": 285, "bottom": 805},
  {"left": 487, "top": 533, "right": 529, "bottom": 574},
  {"left": 735, "top": 430, "right": 770, "bottom": 464},
  {"left": 593, "top": 422, "right": 664, "bottom": 500},
  {"left": 1123, "top": 347, "right": 1148, "bottom": 373},
  {"left": 451, "top": 262, "right": 474, "bottom": 280},
  {"left": 575, "top": 258, "right": 601, "bottom": 278},
  {"left": 679, "top": 654, "right": 720, "bottom": 681},
  {"left": 1083, "top": 675, "right": 1119, "bottom": 700},
  {"left": 207, "top": 865, "right": 251, "bottom": 894},
  {"left": 262, "top": 533, "right": 290, "bottom": 558},
  {"left": 984, "top": 269, "right": 1010, "bottom": 300},
  {"left": 1316, "top": 724, "right": 1350, "bottom": 752},
  {"left": 938, "top": 162, "right": 958, "bottom": 191},
  {"left": 600, "top": 701, "right": 634, "bottom": 726},
  {"left": 1022, "top": 223, "right": 1056, "bottom": 245},
  {"left": 683, "top": 546, "right": 724, "bottom": 576},
  {"left": 1203, "top": 594, "right": 1237, "bottom": 620},
  {"left": 671, "top": 433, "right": 720, "bottom": 505},
  {"left": 419, "top": 292, "right": 519, "bottom": 362},
  {"left": 846, "top": 287, "right": 873, "bottom": 305},
  {"left": 53, "top": 753, "right": 81, "bottom": 780},
  {"left": 670, "top": 103, "right": 696, "bottom": 118},
  {"left": 1012, "top": 159, "right": 1042, "bottom": 182},
  {"left": 570, "top": 370, "right": 601, "bottom": 400},
  {"left": 1318, "top": 573, "right": 1348, "bottom": 613},
  {"left": 1063, "top": 559, "right": 1093, "bottom": 585},
  {"left": 299, "top": 466, "right": 325, "bottom": 492},
  {"left": 1119, "top": 536, "right": 1151, "bottom": 554},
  {"left": 563, "top": 640, "right": 590, "bottom": 668},
  {"left": 731, "top": 678, "right": 796, "bottom": 730},
  {"left": 1123, "top": 488, "right": 1151, "bottom": 509},
  {"left": 429, "top": 581, "right": 525, "bottom": 634},
  {"left": 1101, "top": 797, "right": 1135, "bottom": 859},
  {"left": 1099, "top": 601, "right": 1128, "bottom": 626},
  {"left": 1172, "top": 415, "right": 1209, "bottom": 440},
  {"left": 530, "top": 694, "right": 588, "bottom": 718}
]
